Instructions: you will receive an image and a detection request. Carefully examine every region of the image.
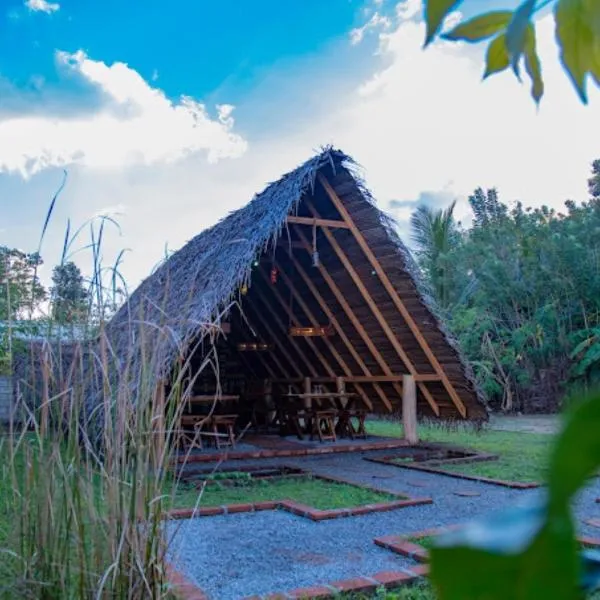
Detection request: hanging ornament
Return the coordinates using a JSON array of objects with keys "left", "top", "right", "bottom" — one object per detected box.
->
[
  {"left": 240, "top": 283, "right": 248, "bottom": 295},
  {"left": 270, "top": 266, "right": 279, "bottom": 284}
]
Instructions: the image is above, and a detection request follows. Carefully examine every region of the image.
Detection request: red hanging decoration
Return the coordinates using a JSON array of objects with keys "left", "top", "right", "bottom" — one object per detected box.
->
[{"left": 270, "top": 266, "right": 279, "bottom": 284}]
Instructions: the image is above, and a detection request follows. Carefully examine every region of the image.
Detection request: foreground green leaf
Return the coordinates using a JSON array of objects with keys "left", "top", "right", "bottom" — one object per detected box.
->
[
  {"left": 548, "top": 392, "right": 600, "bottom": 510},
  {"left": 484, "top": 34, "right": 510, "bottom": 78},
  {"left": 524, "top": 26, "right": 544, "bottom": 103},
  {"left": 431, "top": 498, "right": 580, "bottom": 600},
  {"left": 443, "top": 11, "right": 512, "bottom": 42},
  {"left": 424, "top": 0, "right": 462, "bottom": 46},
  {"left": 505, "top": 0, "right": 537, "bottom": 76},
  {"left": 555, "top": 0, "right": 597, "bottom": 103}
]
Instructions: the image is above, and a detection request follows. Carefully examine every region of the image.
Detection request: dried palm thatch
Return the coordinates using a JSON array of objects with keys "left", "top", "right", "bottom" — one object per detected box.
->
[
  {"left": 99, "top": 147, "right": 486, "bottom": 420},
  {"left": 13, "top": 147, "right": 486, "bottom": 424}
]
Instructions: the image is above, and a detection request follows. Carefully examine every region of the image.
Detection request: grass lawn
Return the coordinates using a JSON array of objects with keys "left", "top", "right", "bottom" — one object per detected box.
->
[
  {"left": 342, "top": 582, "right": 435, "bottom": 599},
  {"left": 171, "top": 475, "right": 399, "bottom": 510},
  {"left": 368, "top": 420, "right": 554, "bottom": 483}
]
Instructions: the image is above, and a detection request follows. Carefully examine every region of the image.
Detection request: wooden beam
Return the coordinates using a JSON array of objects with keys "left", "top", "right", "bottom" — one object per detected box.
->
[
  {"left": 233, "top": 311, "right": 278, "bottom": 379},
  {"left": 279, "top": 250, "right": 389, "bottom": 411},
  {"left": 256, "top": 267, "right": 336, "bottom": 379},
  {"left": 286, "top": 215, "right": 350, "bottom": 229},
  {"left": 265, "top": 375, "right": 443, "bottom": 384},
  {"left": 293, "top": 226, "right": 399, "bottom": 413},
  {"left": 318, "top": 174, "right": 466, "bottom": 418},
  {"left": 241, "top": 300, "right": 298, "bottom": 378},
  {"left": 302, "top": 204, "right": 441, "bottom": 417},
  {"left": 268, "top": 263, "right": 374, "bottom": 410},
  {"left": 248, "top": 289, "right": 319, "bottom": 378}
]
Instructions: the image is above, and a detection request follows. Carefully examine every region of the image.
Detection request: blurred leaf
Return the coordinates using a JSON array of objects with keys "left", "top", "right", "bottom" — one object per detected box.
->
[
  {"left": 555, "top": 0, "right": 597, "bottom": 103},
  {"left": 484, "top": 34, "right": 510, "bottom": 78},
  {"left": 443, "top": 11, "right": 512, "bottom": 42},
  {"left": 524, "top": 26, "right": 544, "bottom": 103},
  {"left": 431, "top": 497, "right": 579, "bottom": 600},
  {"left": 548, "top": 391, "right": 600, "bottom": 510},
  {"left": 424, "top": 0, "right": 462, "bottom": 46},
  {"left": 505, "top": 0, "right": 536, "bottom": 77}
]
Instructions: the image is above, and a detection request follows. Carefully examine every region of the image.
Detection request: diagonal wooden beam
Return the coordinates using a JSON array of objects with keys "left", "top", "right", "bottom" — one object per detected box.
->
[
  {"left": 296, "top": 217, "right": 441, "bottom": 417},
  {"left": 256, "top": 267, "right": 336, "bottom": 379},
  {"left": 298, "top": 215, "right": 440, "bottom": 417},
  {"left": 266, "top": 263, "right": 374, "bottom": 411},
  {"left": 293, "top": 226, "right": 410, "bottom": 414},
  {"left": 277, "top": 252, "right": 389, "bottom": 412},
  {"left": 233, "top": 310, "right": 280, "bottom": 379},
  {"left": 249, "top": 287, "right": 319, "bottom": 378},
  {"left": 317, "top": 174, "right": 465, "bottom": 418},
  {"left": 242, "top": 299, "right": 299, "bottom": 378}
]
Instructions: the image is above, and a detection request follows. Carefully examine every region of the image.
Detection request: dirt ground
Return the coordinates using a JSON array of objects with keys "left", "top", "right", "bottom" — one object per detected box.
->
[{"left": 488, "top": 414, "right": 559, "bottom": 434}]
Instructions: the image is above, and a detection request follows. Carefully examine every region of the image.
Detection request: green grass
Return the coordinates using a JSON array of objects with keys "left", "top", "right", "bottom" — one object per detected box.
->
[
  {"left": 171, "top": 475, "right": 399, "bottom": 510},
  {"left": 341, "top": 582, "right": 435, "bottom": 599},
  {"left": 368, "top": 420, "right": 553, "bottom": 483}
]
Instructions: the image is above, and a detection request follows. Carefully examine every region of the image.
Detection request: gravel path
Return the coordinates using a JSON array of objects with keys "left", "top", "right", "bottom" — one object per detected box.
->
[{"left": 169, "top": 450, "right": 600, "bottom": 599}]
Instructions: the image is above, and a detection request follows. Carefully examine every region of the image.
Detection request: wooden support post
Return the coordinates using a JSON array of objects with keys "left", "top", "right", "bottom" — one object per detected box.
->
[
  {"left": 336, "top": 376, "right": 347, "bottom": 408},
  {"left": 402, "top": 375, "right": 418, "bottom": 445},
  {"left": 304, "top": 376, "right": 312, "bottom": 410}
]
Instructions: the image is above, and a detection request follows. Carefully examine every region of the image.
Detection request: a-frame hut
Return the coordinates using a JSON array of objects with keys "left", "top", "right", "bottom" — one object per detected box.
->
[{"left": 105, "top": 148, "right": 487, "bottom": 423}]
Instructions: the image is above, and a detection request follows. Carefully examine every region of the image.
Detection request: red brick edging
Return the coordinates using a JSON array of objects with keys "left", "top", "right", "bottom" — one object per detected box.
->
[
  {"left": 166, "top": 496, "right": 431, "bottom": 522},
  {"left": 174, "top": 439, "right": 411, "bottom": 465},
  {"left": 366, "top": 456, "right": 541, "bottom": 489},
  {"left": 374, "top": 524, "right": 462, "bottom": 562},
  {"left": 166, "top": 470, "right": 431, "bottom": 522},
  {"left": 166, "top": 562, "right": 208, "bottom": 600}
]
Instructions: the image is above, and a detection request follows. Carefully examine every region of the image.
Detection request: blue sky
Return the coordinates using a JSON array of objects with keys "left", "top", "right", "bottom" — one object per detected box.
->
[{"left": 0, "top": 0, "right": 597, "bottom": 294}]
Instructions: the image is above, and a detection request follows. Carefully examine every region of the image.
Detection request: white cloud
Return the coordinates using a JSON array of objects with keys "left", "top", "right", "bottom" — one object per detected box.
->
[
  {"left": 336, "top": 5, "right": 600, "bottom": 220},
  {"left": 4, "top": 1, "right": 600, "bottom": 289},
  {"left": 25, "top": 0, "right": 60, "bottom": 13},
  {"left": 0, "top": 50, "right": 247, "bottom": 177},
  {"left": 350, "top": 12, "right": 392, "bottom": 45}
]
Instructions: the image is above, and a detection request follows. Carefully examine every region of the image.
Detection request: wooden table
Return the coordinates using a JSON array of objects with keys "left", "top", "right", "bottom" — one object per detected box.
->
[
  {"left": 279, "top": 392, "right": 358, "bottom": 442},
  {"left": 181, "top": 395, "right": 240, "bottom": 449}
]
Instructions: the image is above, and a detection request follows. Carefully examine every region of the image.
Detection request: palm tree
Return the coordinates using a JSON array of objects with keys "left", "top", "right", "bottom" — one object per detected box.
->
[{"left": 410, "top": 200, "right": 459, "bottom": 309}]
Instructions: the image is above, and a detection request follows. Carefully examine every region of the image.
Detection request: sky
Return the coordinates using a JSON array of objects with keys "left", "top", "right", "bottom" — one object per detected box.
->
[{"left": 0, "top": 0, "right": 598, "bottom": 293}]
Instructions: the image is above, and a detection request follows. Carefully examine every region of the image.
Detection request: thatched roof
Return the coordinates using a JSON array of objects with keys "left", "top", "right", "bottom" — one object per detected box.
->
[{"left": 103, "top": 147, "right": 487, "bottom": 420}]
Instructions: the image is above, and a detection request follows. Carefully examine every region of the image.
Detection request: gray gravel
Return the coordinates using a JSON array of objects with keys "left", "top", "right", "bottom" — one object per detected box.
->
[{"left": 169, "top": 450, "right": 600, "bottom": 600}]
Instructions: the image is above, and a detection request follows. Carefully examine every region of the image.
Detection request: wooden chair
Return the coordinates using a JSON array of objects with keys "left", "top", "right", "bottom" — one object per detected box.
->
[
  {"left": 208, "top": 414, "right": 238, "bottom": 449},
  {"left": 179, "top": 415, "right": 208, "bottom": 450},
  {"left": 310, "top": 410, "right": 337, "bottom": 443},
  {"left": 276, "top": 400, "right": 306, "bottom": 440}
]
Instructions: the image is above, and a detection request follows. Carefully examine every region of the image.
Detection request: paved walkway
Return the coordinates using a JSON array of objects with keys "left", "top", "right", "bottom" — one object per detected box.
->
[{"left": 168, "top": 449, "right": 600, "bottom": 600}]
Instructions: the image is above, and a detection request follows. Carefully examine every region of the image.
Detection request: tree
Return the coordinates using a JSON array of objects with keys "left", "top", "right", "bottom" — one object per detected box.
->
[
  {"left": 589, "top": 159, "right": 600, "bottom": 199},
  {"left": 50, "top": 262, "right": 89, "bottom": 324},
  {"left": 0, "top": 247, "right": 46, "bottom": 321},
  {"left": 423, "top": 0, "right": 600, "bottom": 104},
  {"left": 410, "top": 200, "right": 460, "bottom": 309}
]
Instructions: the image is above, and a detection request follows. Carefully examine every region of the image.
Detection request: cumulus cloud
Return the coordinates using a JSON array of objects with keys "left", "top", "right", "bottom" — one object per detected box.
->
[
  {"left": 0, "top": 50, "right": 247, "bottom": 177},
  {"left": 4, "top": 0, "right": 599, "bottom": 288},
  {"left": 25, "top": 0, "right": 60, "bottom": 13},
  {"left": 336, "top": 4, "right": 600, "bottom": 221},
  {"left": 349, "top": 12, "right": 392, "bottom": 45}
]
